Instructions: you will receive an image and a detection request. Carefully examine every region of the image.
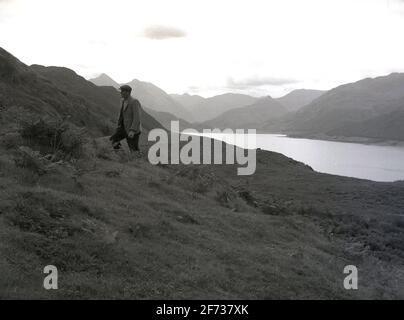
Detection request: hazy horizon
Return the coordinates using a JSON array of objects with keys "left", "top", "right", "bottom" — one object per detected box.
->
[
  {"left": 89, "top": 70, "right": 402, "bottom": 99},
  {"left": 1, "top": 0, "right": 404, "bottom": 98},
  {"left": 89, "top": 72, "right": 331, "bottom": 99}
]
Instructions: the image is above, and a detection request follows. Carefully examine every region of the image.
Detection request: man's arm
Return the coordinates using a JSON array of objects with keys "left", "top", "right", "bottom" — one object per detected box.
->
[
  {"left": 129, "top": 99, "right": 141, "bottom": 134},
  {"left": 117, "top": 116, "right": 123, "bottom": 129},
  {"left": 117, "top": 103, "right": 124, "bottom": 129}
]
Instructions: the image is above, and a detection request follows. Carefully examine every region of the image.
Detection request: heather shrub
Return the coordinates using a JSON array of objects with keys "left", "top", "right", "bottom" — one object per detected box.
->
[{"left": 19, "top": 118, "right": 86, "bottom": 158}]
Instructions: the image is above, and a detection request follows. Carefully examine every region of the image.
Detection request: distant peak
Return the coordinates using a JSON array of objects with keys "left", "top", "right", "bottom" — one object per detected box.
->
[
  {"left": 93, "top": 73, "right": 114, "bottom": 80},
  {"left": 257, "top": 95, "right": 274, "bottom": 102},
  {"left": 89, "top": 72, "right": 119, "bottom": 88},
  {"left": 124, "top": 78, "right": 144, "bottom": 86}
]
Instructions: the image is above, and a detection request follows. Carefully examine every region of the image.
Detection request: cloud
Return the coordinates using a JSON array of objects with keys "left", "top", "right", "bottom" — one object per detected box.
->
[
  {"left": 142, "top": 25, "right": 186, "bottom": 40},
  {"left": 226, "top": 76, "right": 299, "bottom": 89},
  {"left": 187, "top": 86, "right": 200, "bottom": 92}
]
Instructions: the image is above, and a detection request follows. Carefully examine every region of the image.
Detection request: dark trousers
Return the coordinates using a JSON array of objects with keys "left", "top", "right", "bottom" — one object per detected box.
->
[{"left": 110, "top": 127, "right": 140, "bottom": 152}]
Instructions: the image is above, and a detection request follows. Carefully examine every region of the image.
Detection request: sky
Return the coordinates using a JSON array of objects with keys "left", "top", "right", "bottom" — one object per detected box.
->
[{"left": 1, "top": 0, "right": 404, "bottom": 98}]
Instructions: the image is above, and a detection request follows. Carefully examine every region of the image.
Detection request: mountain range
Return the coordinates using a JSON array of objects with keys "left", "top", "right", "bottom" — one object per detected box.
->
[
  {"left": 87, "top": 66, "right": 404, "bottom": 142},
  {"left": 89, "top": 74, "right": 326, "bottom": 130},
  {"left": 262, "top": 73, "right": 404, "bottom": 141}
]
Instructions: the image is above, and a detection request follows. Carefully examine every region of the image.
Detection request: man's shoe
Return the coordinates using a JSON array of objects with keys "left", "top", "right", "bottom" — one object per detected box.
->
[{"left": 112, "top": 142, "right": 122, "bottom": 150}]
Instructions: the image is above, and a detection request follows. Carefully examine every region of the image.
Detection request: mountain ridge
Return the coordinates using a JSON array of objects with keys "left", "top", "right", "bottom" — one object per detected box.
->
[
  {"left": 276, "top": 89, "right": 326, "bottom": 112},
  {"left": 203, "top": 96, "right": 288, "bottom": 129}
]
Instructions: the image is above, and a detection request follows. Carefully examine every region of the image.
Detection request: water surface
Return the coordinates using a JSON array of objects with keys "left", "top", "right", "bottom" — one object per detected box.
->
[{"left": 199, "top": 133, "right": 404, "bottom": 182}]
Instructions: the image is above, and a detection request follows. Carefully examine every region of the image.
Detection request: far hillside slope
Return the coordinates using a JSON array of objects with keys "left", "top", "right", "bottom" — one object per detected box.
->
[
  {"left": 276, "top": 89, "right": 326, "bottom": 112},
  {"left": 145, "top": 108, "right": 196, "bottom": 131},
  {"left": 192, "top": 93, "right": 258, "bottom": 122},
  {"left": 263, "top": 73, "right": 404, "bottom": 139},
  {"left": 170, "top": 93, "right": 206, "bottom": 111},
  {"left": 204, "top": 96, "right": 288, "bottom": 129},
  {"left": 328, "top": 100, "right": 404, "bottom": 141}
]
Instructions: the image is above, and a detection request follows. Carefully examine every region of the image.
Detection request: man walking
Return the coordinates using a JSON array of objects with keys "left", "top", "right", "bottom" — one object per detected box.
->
[{"left": 110, "top": 85, "right": 142, "bottom": 156}]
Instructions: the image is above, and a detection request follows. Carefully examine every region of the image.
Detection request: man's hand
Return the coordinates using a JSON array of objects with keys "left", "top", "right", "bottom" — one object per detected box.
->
[{"left": 128, "top": 130, "right": 139, "bottom": 138}]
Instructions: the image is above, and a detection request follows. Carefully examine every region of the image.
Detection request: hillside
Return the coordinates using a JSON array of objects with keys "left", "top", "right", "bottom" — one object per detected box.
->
[
  {"left": 1, "top": 133, "right": 404, "bottom": 298},
  {"left": 204, "top": 96, "right": 288, "bottom": 129},
  {"left": 276, "top": 89, "right": 325, "bottom": 112},
  {"left": 31, "top": 66, "right": 120, "bottom": 117},
  {"left": 328, "top": 102, "right": 404, "bottom": 141},
  {"left": 191, "top": 93, "right": 258, "bottom": 122},
  {"left": 0, "top": 48, "right": 113, "bottom": 135}
]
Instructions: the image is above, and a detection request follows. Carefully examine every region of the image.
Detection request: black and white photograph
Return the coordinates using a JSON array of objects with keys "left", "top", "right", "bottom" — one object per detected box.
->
[{"left": 1, "top": 0, "right": 404, "bottom": 307}]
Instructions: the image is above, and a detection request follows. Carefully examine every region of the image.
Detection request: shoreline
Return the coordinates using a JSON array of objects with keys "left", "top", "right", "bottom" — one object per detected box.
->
[{"left": 257, "top": 131, "right": 404, "bottom": 147}]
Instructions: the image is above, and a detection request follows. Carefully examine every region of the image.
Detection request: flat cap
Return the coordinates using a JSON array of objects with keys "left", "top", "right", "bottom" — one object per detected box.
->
[{"left": 119, "top": 84, "right": 132, "bottom": 92}]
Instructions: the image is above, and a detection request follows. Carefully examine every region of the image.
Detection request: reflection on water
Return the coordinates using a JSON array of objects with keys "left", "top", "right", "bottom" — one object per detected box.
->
[{"left": 200, "top": 133, "right": 404, "bottom": 182}]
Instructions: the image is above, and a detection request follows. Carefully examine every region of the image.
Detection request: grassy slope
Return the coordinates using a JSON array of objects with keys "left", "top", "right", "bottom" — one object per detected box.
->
[{"left": 1, "top": 134, "right": 404, "bottom": 299}]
